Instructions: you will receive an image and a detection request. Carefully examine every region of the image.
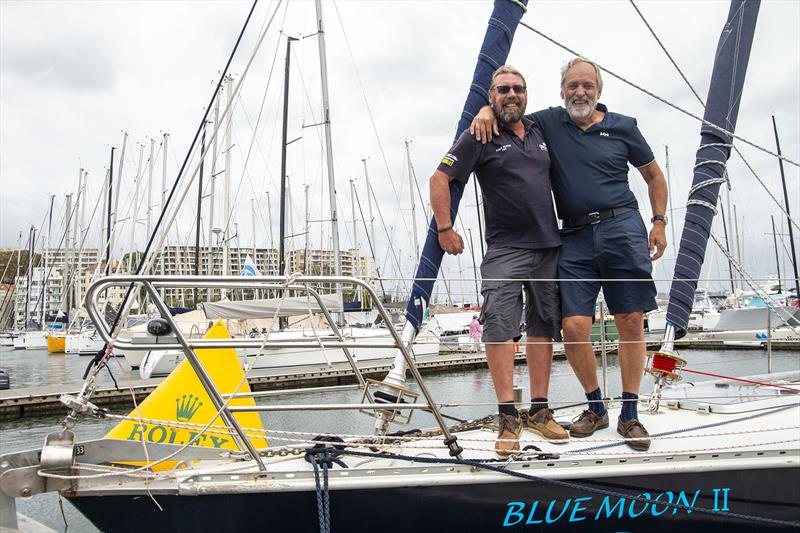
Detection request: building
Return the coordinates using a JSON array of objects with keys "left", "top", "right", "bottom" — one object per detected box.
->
[{"left": 14, "top": 267, "right": 64, "bottom": 328}]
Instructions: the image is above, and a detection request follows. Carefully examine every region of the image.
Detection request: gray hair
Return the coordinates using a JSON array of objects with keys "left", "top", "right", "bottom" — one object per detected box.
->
[
  {"left": 490, "top": 65, "right": 527, "bottom": 90},
  {"left": 560, "top": 57, "right": 603, "bottom": 94}
]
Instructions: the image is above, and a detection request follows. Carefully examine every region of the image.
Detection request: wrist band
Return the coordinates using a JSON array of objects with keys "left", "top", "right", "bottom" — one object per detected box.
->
[{"left": 437, "top": 225, "right": 453, "bottom": 234}]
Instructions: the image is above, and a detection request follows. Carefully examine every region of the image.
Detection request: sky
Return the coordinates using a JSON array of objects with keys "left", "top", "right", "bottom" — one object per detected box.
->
[{"left": 1, "top": 0, "right": 798, "bottom": 303}]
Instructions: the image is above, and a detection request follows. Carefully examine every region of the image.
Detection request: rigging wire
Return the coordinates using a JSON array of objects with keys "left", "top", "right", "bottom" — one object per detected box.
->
[
  {"left": 628, "top": 0, "right": 799, "bottom": 234},
  {"left": 519, "top": 21, "right": 800, "bottom": 170}
]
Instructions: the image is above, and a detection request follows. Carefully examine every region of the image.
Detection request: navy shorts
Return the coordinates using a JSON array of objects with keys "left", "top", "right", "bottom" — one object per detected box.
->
[
  {"left": 479, "top": 246, "right": 562, "bottom": 343},
  {"left": 558, "top": 210, "right": 657, "bottom": 317}
]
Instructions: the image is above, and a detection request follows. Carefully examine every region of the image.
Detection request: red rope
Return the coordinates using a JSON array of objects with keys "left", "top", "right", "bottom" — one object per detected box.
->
[{"left": 682, "top": 368, "right": 800, "bottom": 392}]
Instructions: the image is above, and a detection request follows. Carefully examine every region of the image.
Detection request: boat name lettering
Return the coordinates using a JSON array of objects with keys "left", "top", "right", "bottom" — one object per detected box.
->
[
  {"left": 126, "top": 423, "right": 230, "bottom": 448},
  {"left": 502, "top": 488, "right": 731, "bottom": 526}
]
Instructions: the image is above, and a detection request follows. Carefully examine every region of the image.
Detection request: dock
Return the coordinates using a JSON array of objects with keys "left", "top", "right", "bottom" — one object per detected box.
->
[{"left": 5, "top": 337, "right": 796, "bottom": 420}]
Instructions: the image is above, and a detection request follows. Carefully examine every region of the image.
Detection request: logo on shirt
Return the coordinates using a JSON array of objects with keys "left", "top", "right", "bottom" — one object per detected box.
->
[
  {"left": 441, "top": 153, "right": 458, "bottom": 167},
  {"left": 539, "top": 142, "right": 548, "bottom": 152},
  {"left": 496, "top": 144, "right": 511, "bottom": 152},
  {"left": 600, "top": 132, "right": 610, "bottom": 137}
]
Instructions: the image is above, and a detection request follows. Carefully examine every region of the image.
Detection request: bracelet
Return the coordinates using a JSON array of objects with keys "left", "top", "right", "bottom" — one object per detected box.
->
[{"left": 437, "top": 225, "right": 453, "bottom": 234}]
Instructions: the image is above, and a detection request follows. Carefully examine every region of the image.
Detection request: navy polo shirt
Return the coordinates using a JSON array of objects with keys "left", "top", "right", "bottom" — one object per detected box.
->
[
  {"left": 528, "top": 104, "right": 655, "bottom": 220},
  {"left": 437, "top": 118, "right": 560, "bottom": 249}
]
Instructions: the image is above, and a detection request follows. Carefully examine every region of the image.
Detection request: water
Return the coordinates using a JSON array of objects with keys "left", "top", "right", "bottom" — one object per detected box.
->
[{"left": 1, "top": 344, "right": 798, "bottom": 531}]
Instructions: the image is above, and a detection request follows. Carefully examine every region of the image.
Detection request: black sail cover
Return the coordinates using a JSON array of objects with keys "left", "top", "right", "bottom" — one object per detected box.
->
[
  {"left": 404, "top": 0, "right": 529, "bottom": 331},
  {"left": 666, "top": 0, "right": 760, "bottom": 339}
]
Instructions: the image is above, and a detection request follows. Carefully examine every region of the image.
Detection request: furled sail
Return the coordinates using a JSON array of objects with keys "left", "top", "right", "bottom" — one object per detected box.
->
[
  {"left": 404, "top": 0, "right": 529, "bottom": 332},
  {"left": 665, "top": 0, "right": 760, "bottom": 339}
]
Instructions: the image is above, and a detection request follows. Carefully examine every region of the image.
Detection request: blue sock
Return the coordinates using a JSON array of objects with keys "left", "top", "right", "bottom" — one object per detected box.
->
[
  {"left": 586, "top": 388, "right": 606, "bottom": 416},
  {"left": 620, "top": 392, "right": 639, "bottom": 421}
]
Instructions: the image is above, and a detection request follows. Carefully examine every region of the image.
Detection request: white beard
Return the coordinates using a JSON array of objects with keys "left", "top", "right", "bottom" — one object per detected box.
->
[{"left": 565, "top": 96, "right": 596, "bottom": 121}]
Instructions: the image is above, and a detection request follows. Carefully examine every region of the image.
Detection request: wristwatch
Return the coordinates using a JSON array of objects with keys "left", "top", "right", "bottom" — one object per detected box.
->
[{"left": 651, "top": 214, "right": 668, "bottom": 225}]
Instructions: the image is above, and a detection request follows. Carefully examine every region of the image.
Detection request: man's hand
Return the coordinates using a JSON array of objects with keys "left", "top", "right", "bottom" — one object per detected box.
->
[
  {"left": 469, "top": 106, "right": 499, "bottom": 143},
  {"left": 649, "top": 224, "right": 667, "bottom": 260},
  {"left": 438, "top": 229, "right": 465, "bottom": 255}
]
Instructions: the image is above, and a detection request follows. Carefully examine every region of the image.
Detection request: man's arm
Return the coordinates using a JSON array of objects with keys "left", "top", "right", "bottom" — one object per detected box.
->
[
  {"left": 468, "top": 106, "right": 499, "bottom": 143},
  {"left": 430, "top": 169, "right": 465, "bottom": 255},
  {"left": 638, "top": 160, "right": 668, "bottom": 261}
]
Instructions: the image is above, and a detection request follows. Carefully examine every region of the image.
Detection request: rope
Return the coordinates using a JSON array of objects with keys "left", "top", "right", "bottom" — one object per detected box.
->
[
  {"left": 682, "top": 369, "right": 800, "bottom": 392},
  {"left": 304, "top": 436, "right": 347, "bottom": 533}
]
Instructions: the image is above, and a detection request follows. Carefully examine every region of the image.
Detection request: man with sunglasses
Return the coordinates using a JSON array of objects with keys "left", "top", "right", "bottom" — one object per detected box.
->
[
  {"left": 430, "top": 65, "right": 567, "bottom": 457},
  {"left": 470, "top": 57, "right": 668, "bottom": 451}
]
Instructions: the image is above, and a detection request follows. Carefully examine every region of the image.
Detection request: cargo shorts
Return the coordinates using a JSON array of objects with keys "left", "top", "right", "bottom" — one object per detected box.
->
[{"left": 479, "top": 246, "right": 562, "bottom": 343}]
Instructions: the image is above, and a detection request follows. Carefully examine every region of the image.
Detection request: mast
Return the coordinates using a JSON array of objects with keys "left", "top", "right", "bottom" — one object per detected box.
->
[
  {"left": 129, "top": 143, "right": 145, "bottom": 274},
  {"left": 361, "top": 158, "right": 377, "bottom": 257},
  {"left": 223, "top": 76, "right": 233, "bottom": 288},
  {"left": 304, "top": 184, "right": 310, "bottom": 274},
  {"left": 146, "top": 138, "right": 155, "bottom": 239},
  {"left": 25, "top": 227, "right": 35, "bottom": 329},
  {"left": 161, "top": 132, "right": 169, "bottom": 281},
  {"left": 63, "top": 193, "right": 73, "bottom": 314},
  {"left": 105, "top": 147, "right": 115, "bottom": 275},
  {"left": 41, "top": 194, "right": 55, "bottom": 327},
  {"left": 194, "top": 125, "right": 207, "bottom": 307},
  {"left": 771, "top": 216, "right": 782, "bottom": 292},
  {"left": 266, "top": 190, "right": 274, "bottom": 269},
  {"left": 315, "top": 0, "right": 342, "bottom": 284},
  {"left": 208, "top": 88, "right": 221, "bottom": 280},
  {"left": 664, "top": 0, "right": 760, "bottom": 339},
  {"left": 75, "top": 169, "right": 87, "bottom": 312},
  {"left": 111, "top": 131, "right": 128, "bottom": 265},
  {"left": 405, "top": 139, "right": 420, "bottom": 260},
  {"left": 771, "top": 114, "right": 800, "bottom": 298},
  {"left": 350, "top": 179, "right": 360, "bottom": 303},
  {"left": 279, "top": 36, "right": 297, "bottom": 277}
]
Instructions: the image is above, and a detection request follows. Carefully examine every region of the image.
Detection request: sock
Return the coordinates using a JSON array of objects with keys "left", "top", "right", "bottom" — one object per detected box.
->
[
  {"left": 586, "top": 388, "right": 606, "bottom": 417},
  {"left": 620, "top": 392, "right": 639, "bottom": 422},
  {"left": 529, "top": 397, "right": 549, "bottom": 416},
  {"left": 498, "top": 402, "right": 518, "bottom": 417}
]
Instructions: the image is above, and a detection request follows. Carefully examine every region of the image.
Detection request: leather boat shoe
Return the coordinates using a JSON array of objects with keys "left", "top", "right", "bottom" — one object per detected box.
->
[
  {"left": 617, "top": 418, "right": 651, "bottom": 451},
  {"left": 569, "top": 410, "right": 609, "bottom": 438},
  {"left": 527, "top": 409, "right": 569, "bottom": 444},
  {"left": 495, "top": 413, "right": 522, "bottom": 458}
]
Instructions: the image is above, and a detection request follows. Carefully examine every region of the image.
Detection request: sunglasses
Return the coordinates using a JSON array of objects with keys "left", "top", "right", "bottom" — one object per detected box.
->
[{"left": 493, "top": 85, "right": 527, "bottom": 95}]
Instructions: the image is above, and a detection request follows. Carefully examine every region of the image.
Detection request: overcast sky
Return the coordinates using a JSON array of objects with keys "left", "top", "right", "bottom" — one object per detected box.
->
[{"left": 1, "top": 0, "right": 798, "bottom": 301}]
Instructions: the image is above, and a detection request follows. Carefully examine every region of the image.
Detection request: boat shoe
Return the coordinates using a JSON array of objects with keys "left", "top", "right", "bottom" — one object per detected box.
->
[
  {"left": 617, "top": 418, "right": 651, "bottom": 451},
  {"left": 527, "top": 409, "right": 569, "bottom": 444},
  {"left": 569, "top": 410, "right": 609, "bottom": 438},
  {"left": 495, "top": 413, "right": 522, "bottom": 458}
]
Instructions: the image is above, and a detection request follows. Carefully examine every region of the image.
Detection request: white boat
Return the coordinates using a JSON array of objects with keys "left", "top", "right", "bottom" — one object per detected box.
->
[
  {"left": 139, "top": 321, "right": 442, "bottom": 378},
  {"left": 64, "top": 330, "right": 106, "bottom": 355}
]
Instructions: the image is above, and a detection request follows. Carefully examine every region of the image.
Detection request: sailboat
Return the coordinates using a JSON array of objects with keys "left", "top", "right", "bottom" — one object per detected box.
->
[{"left": 0, "top": 1, "right": 797, "bottom": 532}]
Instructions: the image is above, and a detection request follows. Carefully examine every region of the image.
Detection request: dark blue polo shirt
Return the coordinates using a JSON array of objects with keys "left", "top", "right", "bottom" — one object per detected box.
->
[
  {"left": 437, "top": 118, "right": 560, "bottom": 249},
  {"left": 528, "top": 104, "right": 655, "bottom": 220}
]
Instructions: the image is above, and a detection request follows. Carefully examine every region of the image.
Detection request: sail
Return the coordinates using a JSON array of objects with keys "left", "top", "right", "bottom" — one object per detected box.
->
[
  {"left": 404, "top": 0, "right": 529, "bottom": 331},
  {"left": 665, "top": 0, "right": 760, "bottom": 339}
]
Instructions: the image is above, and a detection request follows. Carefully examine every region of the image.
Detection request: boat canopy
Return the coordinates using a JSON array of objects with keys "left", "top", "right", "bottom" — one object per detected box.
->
[{"left": 202, "top": 293, "right": 343, "bottom": 319}]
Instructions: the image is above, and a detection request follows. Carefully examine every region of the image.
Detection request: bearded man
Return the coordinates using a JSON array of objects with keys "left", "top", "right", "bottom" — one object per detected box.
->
[
  {"left": 472, "top": 57, "right": 668, "bottom": 451},
  {"left": 430, "top": 65, "right": 567, "bottom": 458}
]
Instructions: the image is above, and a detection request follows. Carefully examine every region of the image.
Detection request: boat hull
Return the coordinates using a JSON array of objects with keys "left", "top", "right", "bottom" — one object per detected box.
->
[{"left": 66, "top": 466, "right": 799, "bottom": 532}]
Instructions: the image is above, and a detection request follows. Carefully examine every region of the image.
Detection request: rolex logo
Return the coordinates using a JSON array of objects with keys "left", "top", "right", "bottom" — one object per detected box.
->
[{"left": 175, "top": 394, "right": 203, "bottom": 422}]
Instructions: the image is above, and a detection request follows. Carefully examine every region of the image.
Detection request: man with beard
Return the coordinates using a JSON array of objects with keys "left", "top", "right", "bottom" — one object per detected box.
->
[
  {"left": 430, "top": 65, "right": 567, "bottom": 457},
  {"left": 471, "top": 57, "right": 668, "bottom": 451}
]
